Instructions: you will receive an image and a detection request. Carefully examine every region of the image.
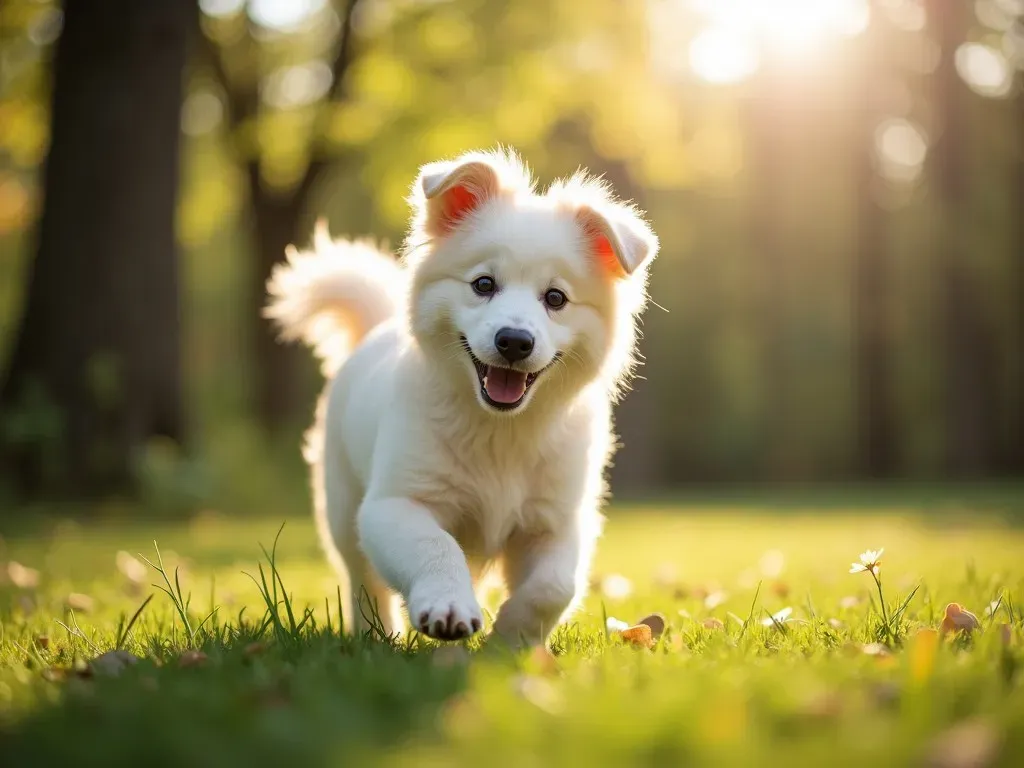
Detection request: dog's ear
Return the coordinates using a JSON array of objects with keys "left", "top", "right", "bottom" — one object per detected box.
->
[
  {"left": 575, "top": 204, "right": 658, "bottom": 278},
  {"left": 418, "top": 159, "right": 501, "bottom": 238}
]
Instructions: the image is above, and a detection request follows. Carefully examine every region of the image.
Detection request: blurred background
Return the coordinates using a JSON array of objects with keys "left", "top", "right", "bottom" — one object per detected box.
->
[{"left": 0, "top": 0, "right": 1022, "bottom": 511}]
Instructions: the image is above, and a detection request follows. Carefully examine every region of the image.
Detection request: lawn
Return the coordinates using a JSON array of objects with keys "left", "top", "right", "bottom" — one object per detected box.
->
[{"left": 1, "top": 488, "right": 1023, "bottom": 766}]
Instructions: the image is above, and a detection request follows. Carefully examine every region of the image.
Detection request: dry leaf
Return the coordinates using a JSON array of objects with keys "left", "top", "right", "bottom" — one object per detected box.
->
[
  {"left": 8, "top": 561, "right": 40, "bottom": 589},
  {"left": 89, "top": 650, "right": 139, "bottom": 677},
  {"left": 941, "top": 603, "right": 981, "bottom": 634},
  {"left": 620, "top": 624, "right": 654, "bottom": 649},
  {"left": 769, "top": 580, "right": 790, "bottom": 599},
  {"left": 637, "top": 613, "right": 666, "bottom": 638},
  {"left": 925, "top": 719, "right": 1001, "bottom": 768},
  {"left": 36, "top": 635, "right": 50, "bottom": 650},
  {"left": 178, "top": 650, "right": 208, "bottom": 668},
  {"left": 66, "top": 593, "right": 95, "bottom": 612},
  {"left": 702, "top": 618, "right": 725, "bottom": 631}
]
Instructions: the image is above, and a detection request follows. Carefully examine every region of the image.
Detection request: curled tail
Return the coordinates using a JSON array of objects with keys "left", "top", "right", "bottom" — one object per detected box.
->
[{"left": 264, "top": 221, "right": 404, "bottom": 375}]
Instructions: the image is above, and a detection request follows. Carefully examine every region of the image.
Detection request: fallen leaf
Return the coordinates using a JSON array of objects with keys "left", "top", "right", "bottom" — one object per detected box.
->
[
  {"left": 925, "top": 719, "right": 1001, "bottom": 768},
  {"left": 620, "top": 624, "right": 655, "bottom": 649},
  {"left": 89, "top": 650, "right": 139, "bottom": 677},
  {"left": 35, "top": 635, "right": 50, "bottom": 650},
  {"left": 66, "top": 593, "right": 95, "bottom": 612},
  {"left": 637, "top": 613, "right": 666, "bottom": 638},
  {"left": 702, "top": 618, "right": 725, "bottom": 631},
  {"left": 7, "top": 561, "right": 40, "bottom": 589},
  {"left": 771, "top": 581, "right": 790, "bottom": 599},
  {"left": 178, "top": 650, "right": 208, "bottom": 668},
  {"left": 941, "top": 603, "right": 981, "bottom": 634}
]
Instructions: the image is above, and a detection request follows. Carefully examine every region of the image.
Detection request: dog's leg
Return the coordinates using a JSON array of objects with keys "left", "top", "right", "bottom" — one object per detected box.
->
[
  {"left": 492, "top": 531, "right": 585, "bottom": 647},
  {"left": 358, "top": 497, "right": 482, "bottom": 640},
  {"left": 317, "top": 436, "right": 404, "bottom": 638}
]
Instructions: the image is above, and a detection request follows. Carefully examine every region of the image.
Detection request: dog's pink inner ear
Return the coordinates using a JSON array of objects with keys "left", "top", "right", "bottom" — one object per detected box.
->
[
  {"left": 441, "top": 184, "right": 478, "bottom": 233},
  {"left": 578, "top": 210, "right": 627, "bottom": 279},
  {"left": 589, "top": 230, "right": 627, "bottom": 278}
]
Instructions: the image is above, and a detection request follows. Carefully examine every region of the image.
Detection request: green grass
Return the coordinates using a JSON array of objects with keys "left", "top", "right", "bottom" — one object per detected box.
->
[{"left": 2, "top": 491, "right": 1024, "bottom": 766}]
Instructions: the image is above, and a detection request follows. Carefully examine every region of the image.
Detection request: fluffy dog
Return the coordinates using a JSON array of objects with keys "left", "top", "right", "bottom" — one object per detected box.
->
[{"left": 265, "top": 149, "right": 658, "bottom": 646}]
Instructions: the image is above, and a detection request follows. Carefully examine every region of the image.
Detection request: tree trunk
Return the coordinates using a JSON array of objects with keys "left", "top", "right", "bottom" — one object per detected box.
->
[
  {"left": 1014, "top": 75, "right": 1024, "bottom": 472},
  {"left": 853, "top": 12, "right": 897, "bottom": 477},
  {"left": 0, "top": 0, "right": 194, "bottom": 497},
  {"left": 248, "top": 163, "right": 311, "bottom": 431},
  {"left": 745, "top": 64, "right": 791, "bottom": 479},
  {"left": 930, "top": 0, "right": 1002, "bottom": 476}
]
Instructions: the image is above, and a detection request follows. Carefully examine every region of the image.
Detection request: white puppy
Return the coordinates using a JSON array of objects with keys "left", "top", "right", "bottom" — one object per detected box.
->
[{"left": 265, "top": 149, "right": 658, "bottom": 646}]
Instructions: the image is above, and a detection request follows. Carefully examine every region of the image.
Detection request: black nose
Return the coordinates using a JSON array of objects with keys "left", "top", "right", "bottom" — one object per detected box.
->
[{"left": 494, "top": 327, "right": 534, "bottom": 363}]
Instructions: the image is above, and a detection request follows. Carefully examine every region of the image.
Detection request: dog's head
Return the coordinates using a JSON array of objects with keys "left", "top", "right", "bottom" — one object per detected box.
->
[{"left": 404, "top": 149, "right": 658, "bottom": 416}]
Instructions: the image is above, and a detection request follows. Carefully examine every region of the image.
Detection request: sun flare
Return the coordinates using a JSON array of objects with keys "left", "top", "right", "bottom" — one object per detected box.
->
[{"left": 686, "top": 0, "right": 871, "bottom": 83}]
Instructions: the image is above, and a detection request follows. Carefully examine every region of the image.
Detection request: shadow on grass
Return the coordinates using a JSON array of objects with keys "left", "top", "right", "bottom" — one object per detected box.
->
[
  {"left": 0, "top": 631, "right": 468, "bottom": 767},
  {"left": 0, "top": 531, "right": 469, "bottom": 767}
]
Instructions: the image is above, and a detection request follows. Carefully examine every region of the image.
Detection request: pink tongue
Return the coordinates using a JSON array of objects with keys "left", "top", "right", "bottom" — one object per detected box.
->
[{"left": 484, "top": 366, "right": 528, "bottom": 404}]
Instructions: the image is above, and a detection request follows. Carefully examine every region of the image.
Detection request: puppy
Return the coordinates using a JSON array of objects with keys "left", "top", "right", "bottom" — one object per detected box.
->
[{"left": 265, "top": 149, "right": 658, "bottom": 646}]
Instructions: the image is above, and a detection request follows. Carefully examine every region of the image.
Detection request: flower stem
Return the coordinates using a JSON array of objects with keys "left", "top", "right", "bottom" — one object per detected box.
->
[{"left": 871, "top": 570, "right": 890, "bottom": 642}]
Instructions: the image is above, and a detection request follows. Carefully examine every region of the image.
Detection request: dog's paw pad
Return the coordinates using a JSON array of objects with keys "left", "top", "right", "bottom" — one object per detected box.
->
[{"left": 410, "top": 591, "right": 483, "bottom": 641}]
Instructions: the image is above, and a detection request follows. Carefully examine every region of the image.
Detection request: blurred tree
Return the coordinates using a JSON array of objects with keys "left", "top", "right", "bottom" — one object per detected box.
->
[
  {"left": 0, "top": 0, "right": 195, "bottom": 496},
  {"left": 199, "top": 0, "right": 363, "bottom": 431},
  {"left": 854, "top": 7, "right": 897, "bottom": 477},
  {"left": 929, "top": 0, "right": 1002, "bottom": 476}
]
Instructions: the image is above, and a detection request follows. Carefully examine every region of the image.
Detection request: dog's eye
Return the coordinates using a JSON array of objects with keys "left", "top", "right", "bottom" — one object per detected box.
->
[
  {"left": 471, "top": 276, "right": 496, "bottom": 296},
  {"left": 543, "top": 288, "right": 567, "bottom": 310}
]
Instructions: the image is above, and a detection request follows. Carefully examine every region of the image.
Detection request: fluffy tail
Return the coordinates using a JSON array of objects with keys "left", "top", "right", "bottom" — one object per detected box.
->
[{"left": 264, "top": 221, "right": 404, "bottom": 375}]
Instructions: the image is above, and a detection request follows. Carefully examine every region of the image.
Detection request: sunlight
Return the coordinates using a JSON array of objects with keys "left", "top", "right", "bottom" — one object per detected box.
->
[{"left": 687, "top": 0, "right": 870, "bottom": 83}]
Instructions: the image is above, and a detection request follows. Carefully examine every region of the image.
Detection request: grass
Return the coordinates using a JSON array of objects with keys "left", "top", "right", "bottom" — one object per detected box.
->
[{"left": 1, "top": 489, "right": 1023, "bottom": 766}]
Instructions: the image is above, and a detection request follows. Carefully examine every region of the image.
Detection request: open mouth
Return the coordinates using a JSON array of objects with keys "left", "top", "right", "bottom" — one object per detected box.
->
[{"left": 460, "top": 336, "right": 551, "bottom": 411}]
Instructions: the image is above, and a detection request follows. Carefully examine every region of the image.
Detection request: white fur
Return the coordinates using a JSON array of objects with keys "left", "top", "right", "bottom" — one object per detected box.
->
[{"left": 265, "top": 148, "right": 659, "bottom": 646}]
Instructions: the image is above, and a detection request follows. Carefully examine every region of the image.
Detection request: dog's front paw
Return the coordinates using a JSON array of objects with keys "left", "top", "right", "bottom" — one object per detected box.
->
[{"left": 408, "top": 581, "right": 483, "bottom": 641}]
